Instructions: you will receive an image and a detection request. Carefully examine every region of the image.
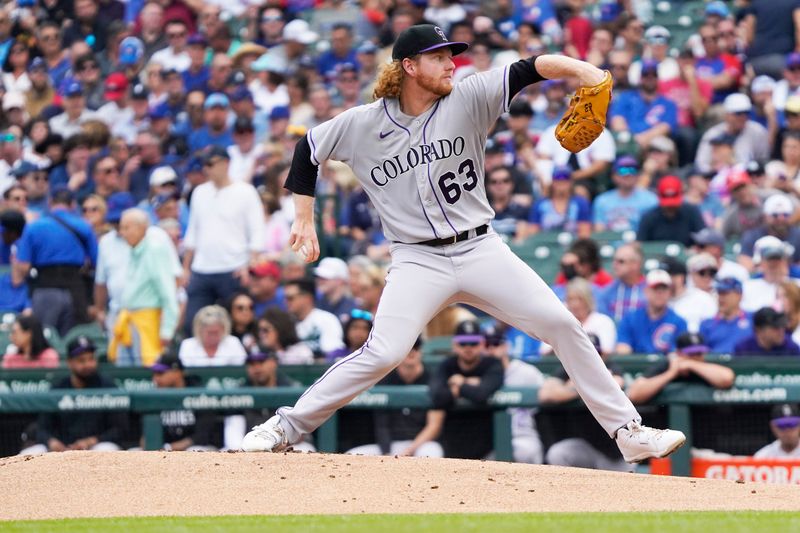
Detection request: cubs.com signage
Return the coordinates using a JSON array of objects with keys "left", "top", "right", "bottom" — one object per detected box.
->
[{"left": 651, "top": 458, "right": 800, "bottom": 484}]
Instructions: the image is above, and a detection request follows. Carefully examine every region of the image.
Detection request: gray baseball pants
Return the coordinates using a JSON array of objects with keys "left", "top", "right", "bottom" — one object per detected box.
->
[{"left": 277, "top": 231, "right": 641, "bottom": 444}]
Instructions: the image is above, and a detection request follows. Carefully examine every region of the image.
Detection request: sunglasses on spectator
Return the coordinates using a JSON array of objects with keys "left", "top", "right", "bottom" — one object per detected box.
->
[
  {"left": 284, "top": 293, "right": 300, "bottom": 301},
  {"left": 350, "top": 309, "right": 373, "bottom": 321},
  {"left": 262, "top": 16, "right": 282, "bottom": 22},
  {"left": 167, "top": 31, "right": 186, "bottom": 39},
  {"left": 233, "top": 304, "right": 253, "bottom": 311},
  {"left": 718, "top": 31, "right": 736, "bottom": 38},
  {"left": 82, "top": 205, "right": 101, "bottom": 213},
  {"left": 696, "top": 269, "right": 718, "bottom": 278},
  {"left": 79, "top": 63, "right": 99, "bottom": 72},
  {"left": 616, "top": 167, "right": 638, "bottom": 176},
  {"left": 701, "top": 35, "right": 718, "bottom": 42},
  {"left": 40, "top": 33, "right": 58, "bottom": 42},
  {"left": 457, "top": 341, "right": 480, "bottom": 348},
  {"left": 203, "top": 158, "right": 224, "bottom": 168},
  {"left": 770, "top": 213, "right": 791, "bottom": 219}
]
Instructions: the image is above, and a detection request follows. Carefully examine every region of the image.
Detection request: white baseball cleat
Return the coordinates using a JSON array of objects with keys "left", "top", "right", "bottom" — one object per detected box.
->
[
  {"left": 615, "top": 421, "right": 686, "bottom": 463},
  {"left": 241, "top": 415, "right": 291, "bottom": 452}
]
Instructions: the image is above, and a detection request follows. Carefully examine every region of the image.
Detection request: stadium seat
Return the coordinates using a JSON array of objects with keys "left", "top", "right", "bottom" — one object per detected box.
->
[
  {"left": 422, "top": 336, "right": 453, "bottom": 357},
  {"left": 42, "top": 327, "right": 65, "bottom": 358}
]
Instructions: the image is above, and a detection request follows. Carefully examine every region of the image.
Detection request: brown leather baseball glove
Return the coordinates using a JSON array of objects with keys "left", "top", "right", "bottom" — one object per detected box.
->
[{"left": 554, "top": 70, "right": 613, "bottom": 153}]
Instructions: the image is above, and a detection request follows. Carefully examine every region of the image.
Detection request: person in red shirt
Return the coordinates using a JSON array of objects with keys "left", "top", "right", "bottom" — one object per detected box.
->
[{"left": 2, "top": 315, "right": 59, "bottom": 369}]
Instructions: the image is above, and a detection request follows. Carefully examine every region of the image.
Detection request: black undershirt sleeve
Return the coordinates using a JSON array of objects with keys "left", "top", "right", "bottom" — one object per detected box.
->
[
  {"left": 284, "top": 135, "right": 318, "bottom": 197},
  {"left": 507, "top": 56, "right": 547, "bottom": 105}
]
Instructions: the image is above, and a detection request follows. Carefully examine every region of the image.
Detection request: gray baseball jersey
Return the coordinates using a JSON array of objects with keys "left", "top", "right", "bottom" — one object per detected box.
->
[{"left": 307, "top": 67, "right": 510, "bottom": 242}]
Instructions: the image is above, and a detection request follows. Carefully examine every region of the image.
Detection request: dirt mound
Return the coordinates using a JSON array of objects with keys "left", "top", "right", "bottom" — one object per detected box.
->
[{"left": 1, "top": 451, "right": 799, "bottom": 520}]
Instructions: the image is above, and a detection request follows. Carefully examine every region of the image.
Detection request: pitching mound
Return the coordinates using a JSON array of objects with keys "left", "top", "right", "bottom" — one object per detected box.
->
[{"left": 1, "top": 451, "right": 799, "bottom": 520}]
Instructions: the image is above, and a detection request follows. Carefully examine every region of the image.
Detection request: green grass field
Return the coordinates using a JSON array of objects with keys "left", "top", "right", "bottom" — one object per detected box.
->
[{"left": 0, "top": 512, "right": 796, "bottom": 533}]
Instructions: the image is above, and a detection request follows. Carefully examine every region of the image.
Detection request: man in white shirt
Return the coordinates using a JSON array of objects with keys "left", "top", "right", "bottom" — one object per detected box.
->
[
  {"left": 48, "top": 80, "right": 97, "bottom": 138},
  {"left": 536, "top": 126, "right": 616, "bottom": 194},
  {"left": 150, "top": 20, "right": 191, "bottom": 72},
  {"left": 227, "top": 116, "right": 264, "bottom": 183},
  {"left": 182, "top": 146, "right": 266, "bottom": 335},
  {"left": 754, "top": 403, "right": 800, "bottom": 459},
  {"left": 661, "top": 256, "right": 717, "bottom": 333},
  {"left": 689, "top": 228, "right": 749, "bottom": 284},
  {"left": 742, "top": 236, "right": 798, "bottom": 312},
  {"left": 284, "top": 279, "right": 344, "bottom": 358}
]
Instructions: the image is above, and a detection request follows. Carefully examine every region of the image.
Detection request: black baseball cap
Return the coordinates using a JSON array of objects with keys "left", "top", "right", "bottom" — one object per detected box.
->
[
  {"left": 392, "top": 24, "right": 469, "bottom": 61},
  {"left": 453, "top": 320, "right": 484, "bottom": 343},
  {"left": 151, "top": 352, "right": 183, "bottom": 373},
  {"left": 67, "top": 336, "right": 96, "bottom": 358},
  {"left": 675, "top": 332, "right": 710, "bottom": 355},
  {"left": 753, "top": 307, "right": 788, "bottom": 329}
]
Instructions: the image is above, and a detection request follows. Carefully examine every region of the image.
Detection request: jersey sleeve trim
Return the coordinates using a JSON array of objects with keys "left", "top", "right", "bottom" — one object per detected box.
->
[{"left": 308, "top": 128, "right": 321, "bottom": 166}]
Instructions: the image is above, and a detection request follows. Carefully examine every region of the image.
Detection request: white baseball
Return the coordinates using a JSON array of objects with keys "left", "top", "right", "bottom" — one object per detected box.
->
[{"left": 298, "top": 244, "right": 309, "bottom": 261}]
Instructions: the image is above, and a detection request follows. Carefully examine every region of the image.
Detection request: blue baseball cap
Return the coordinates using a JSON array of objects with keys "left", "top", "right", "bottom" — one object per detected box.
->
[
  {"left": 62, "top": 79, "right": 83, "bottom": 97},
  {"left": 186, "top": 156, "right": 203, "bottom": 173},
  {"left": 552, "top": 165, "right": 572, "bottom": 180},
  {"left": 204, "top": 92, "right": 230, "bottom": 109},
  {"left": 187, "top": 33, "right": 208, "bottom": 47},
  {"left": 11, "top": 161, "right": 39, "bottom": 178},
  {"left": 229, "top": 85, "right": 253, "bottom": 102},
  {"left": 105, "top": 192, "right": 136, "bottom": 223},
  {"left": 356, "top": 41, "right": 378, "bottom": 55},
  {"left": 118, "top": 36, "right": 144, "bottom": 66},
  {"left": 714, "top": 277, "right": 743, "bottom": 293},
  {"left": 269, "top": 105, "right": 290, "bottom": 120},
  {"left": 149, "top": 103, "right": 171, "bottom": 120},
  {"left": 641, "top": 59, "right": 659, "bottom": 75},
  {"left": 613, "top": 155, "right": 639, "bottom": 174},
  {"left": 28, "top": 56, "right": 46, "bottom": 72},
  {"left": 705, "top": 1, "right": 730, "bottom": 18},
  {"left": 151, "top": 191, "right": 180, "bottom": 211}
]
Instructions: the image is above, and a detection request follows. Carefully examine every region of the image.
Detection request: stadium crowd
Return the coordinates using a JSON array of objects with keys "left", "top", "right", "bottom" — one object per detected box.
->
[{"left": 0, "top": 0, "right": 799, "bottom": 463}]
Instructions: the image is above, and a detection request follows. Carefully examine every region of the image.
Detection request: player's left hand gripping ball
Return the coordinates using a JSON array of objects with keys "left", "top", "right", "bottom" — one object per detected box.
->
[{"left": 554, "top": 70, "right": 613, "bottom": 153}]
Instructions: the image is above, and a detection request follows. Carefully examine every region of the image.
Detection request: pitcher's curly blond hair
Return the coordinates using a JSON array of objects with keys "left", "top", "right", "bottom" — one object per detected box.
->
[{"left": 373, "top": 60, "right": 406, "bottom": 99}]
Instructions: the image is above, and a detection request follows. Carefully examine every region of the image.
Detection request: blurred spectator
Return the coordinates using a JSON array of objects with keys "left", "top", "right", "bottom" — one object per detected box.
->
[
  {"left": 178, "top": 304, "right": 247, "bottom": 367},
  {"left": 699, "top": 277, "right": 753, "bottom": 354},
  {"left": 136, "top": 2, "right": 167, "bottom": 60},
  {"left": 639, "top": 136, "right": 679, "bottom": 189},
  {"left": 683, "top": 167, "right": 723, "bottom": 230},
  {"left": 585, "top": 27, "right": 614, "bottom": 67},
  {"left": 695, "top": 94, "right": 770, "bottom": 173},
  {"left": 616, "top": 269, "right": 688, "bottom": 355},
  {"left": 148, "top": 352, "right": 219, "bottom": 451},
  {"left": 538, "top": 333, "right": 632, "bottom": 472},
  {"left": 484, "top": 323, "right": 543, "bottom": 463},
  {"left": 486, "top": 166, "right": 527, "bottom": 240},
  {"left": 182, "top": 34, "right": 209, "bottom": 93},
  {"left": 316, "top": 24, "right": 358, "bottom": 79},
  {"left": 739, "top": 193, "right": 800, "bottom": 271},
  {"left": 429, "top": 320, "right": 503, "bottom": 459},
  {"left": 225, "top": 292, "right": 258, "bottom": 354},
  {"left": 267, "top": 19, "right": 318, "bottom": 76},
  {"left": 182, "top": 146, "right": 265, "bottom": 335},
  {"left": 151, "top": 19, "right": 190, "bottom": 72},
  {"left": 721, "top": 170, "right": 765, "bottom": 240},
  {"left": 742, "top": 236, "right": 796, "bottom": 312},
  {"left": 225, "top": 351, "right": 316, "bottom": 452},
  {"left": 607, "top": 49, "right": 633, "bottom": 92},
  {"left": 73, "top": 54, "right": 104, "bottom": 111},
  {"left": 21, "top": 336, "right": 126, "bottom": 455},
  {"left": 48, "top": 81, "right": 97, "bottom": 138},
  {"left": 80, "top": 194, "right": 110, "bottom": 238},
  {"left": 747, "top": 1, "right": 800, "bottom": 80},
  {"left": 597, "top": 243, "right": 646, "bottom": 322},
  {"left": 694, "top": 23, "right": 742, "bottom": 104},
  {"left": 226, "top": 117, "right": 263, "bottom": 184},
  {"left": 314, "top": 257, "right": 356, "bottom": 323},
  {"left": 609, "top": 59, "right": 677, "bottom": 151},
  {"left": 108, "top": 208, "right": 178, "bottom": 367},
  {"left": 627, "top": 332, "right": 735, "bottom": 404},
  {"left": 36, "top": 22, "right": 70, "bottom": 89},
  {"left": 258, "top": 307, "right": 314, "bottom": 365},
  {"left": 734, "top": 307, "right": 800, "bottom": 356},
  {"left": 187, "top": 93, "right": 233, "bottom": 153},
  {"left": 524, "top": 165, "right": 591, "bottom": 239},
  {"left": 0, "top": 210, "right": 29, "bottom": 313},
  {"left": 630, "top": 26, "right": 679, "bottom": 85},
  {"left": 123, "top": 131, "right": 163, "bottom": 203},
  {"left": 284, "top": 278, "right": 344, "bottom": 358},
  {"left": 749, "top": 75, "right": 778, "bottom": 133},
  {"left": 247, "top": 261, "right": 285, "bottom": 315},
  {"left": 592, "top": 156, "right": 658, "bottom": 232},
  {"left": 660, "top": 256, "right": 716, "bottom": 333},
  {"left": 12, "top": 186, "right": 97, "bottom": 335},
  {"left": 2, "top": 315, "right": 58, "bottom": 369},
  {"left": 552, "top": 238, "right": 613, "bottom": 293},
  {"left": 686, "top": 253, "right": 720, "bottom": 294},
  {"left": 351, "top": 264, "right": 385, "bottom": 315},
  {"left": 2, "top": 38, "right": 31, "bottom": 94},
  {"left": 774, "top": 96, "right": 800, "bottom": 160},
  {"left": 255, "top": 7, "right": 286, "bottom": 49},
  {"left": 542, "top": 278, "right": 616, "bottom": 356},
  {"left": 778, "top": 281, "right": 800, "bottom": 345},
  {"left": 692, "top": 229, "right": 749, "bottom": 286},
  {"left": 346, "top": 339, "right": 443, "bottom": 458},
  {"left": 91, "top": 156, "right": 123, "bottom": 200},
  {"left": 754, "top": 403, "right": 800, "bottom": 458},
  {"left": 529, "top": 79, "right": 568, "bottom": 134},
  {"left": 326, "top": 308, "right": 373, "bottom": 363},
  {"left": 249, "top": 53, "right": 290, "bottom": 116},
  {"left": 637, "top": 175, "right": 706, "bottom": 246}
]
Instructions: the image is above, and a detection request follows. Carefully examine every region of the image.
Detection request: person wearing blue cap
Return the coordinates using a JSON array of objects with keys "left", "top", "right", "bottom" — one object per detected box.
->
[
  {"left": 35, "top": 22, "right": 71, "bottom": 89},
  {"left": 524, "top": 165, "right": 591, "bottom": 240},
  {"left": 48, "top": 79, "right": 98, "bottom": 138},
  {"left": 317, "top": 23, "right": 359, "bottom": 80},
  {"left": 187, "top": 92, "right": 233, "bottom": 153},
  {"left": 698, "top": 277, "right": 752, "bottom": 354},
  {"left": 331, "top": 62, "right": 363, "bottom": 110},
  {"left": 592, "top": 156, "right": 659, "bottom": 232},
  {"left": 26, "top": 56, "right": 55, "bottom": 119},
  {"left": 11, "top": 185, "right": 98, "bottom": 335},
  {"left": 116, "top": 36, "right": 145, "bottom": 72},
  {"left": 609, "top": 59, "right": 678, "bottom": 151},
  {"left": 183, "top": 34, "right": 210, "bottom": 93}
]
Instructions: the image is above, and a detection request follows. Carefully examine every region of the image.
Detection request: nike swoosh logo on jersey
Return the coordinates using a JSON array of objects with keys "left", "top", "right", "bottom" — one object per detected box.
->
[{"left": 379, "top": 129, "right": 395, "bottom": 139}]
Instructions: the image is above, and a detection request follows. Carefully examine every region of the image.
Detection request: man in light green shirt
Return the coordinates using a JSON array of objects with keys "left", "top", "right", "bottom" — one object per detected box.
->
[{"left": 109, "top": 209, "right": 179, "bottom": 366}]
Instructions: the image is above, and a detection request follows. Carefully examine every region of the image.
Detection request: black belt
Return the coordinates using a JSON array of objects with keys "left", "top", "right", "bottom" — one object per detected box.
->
[{"left": 415, "top": 224, "right": 489, "bottom": 247}]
